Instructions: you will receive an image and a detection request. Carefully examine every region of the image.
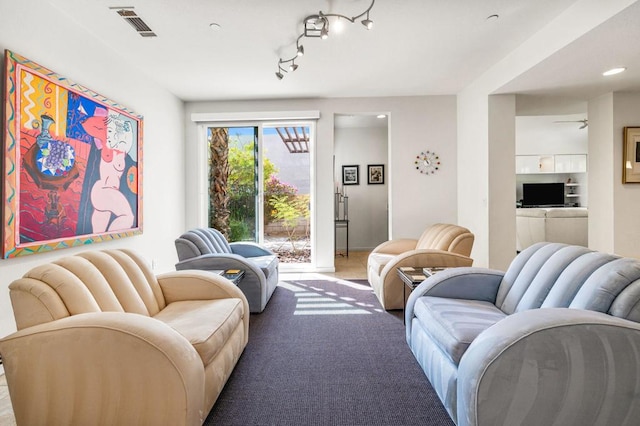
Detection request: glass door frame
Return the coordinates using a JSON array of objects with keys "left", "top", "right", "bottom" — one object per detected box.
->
[{"left": 197, "top": 119, "right": 317, "bottom": 270}]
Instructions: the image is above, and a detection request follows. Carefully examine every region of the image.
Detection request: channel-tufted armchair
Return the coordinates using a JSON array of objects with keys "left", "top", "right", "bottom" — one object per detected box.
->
[
  {"left": 406, "top": 242, "right": 640, "bottom": 426},
  {"left": 367, "top": 223, "right": 474, "bottom": 310},
  {"left": 0, "top": 249, "right": 249, "bottom": 426},
  {"left": 175, "top": 228, "right": 279, "bottom": 313}
]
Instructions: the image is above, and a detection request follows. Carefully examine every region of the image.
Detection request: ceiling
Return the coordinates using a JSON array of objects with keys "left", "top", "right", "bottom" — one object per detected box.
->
[
  {"left": 497, "top": 1, "right": 640, "bottom": 100},
  {"left": 49, "top": 0, "right": 639, "bottom": 103}
]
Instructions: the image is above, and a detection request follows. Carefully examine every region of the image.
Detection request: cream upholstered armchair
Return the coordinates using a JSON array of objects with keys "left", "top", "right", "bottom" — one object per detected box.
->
[
  {"left": 0, "top": 249, "right": 249, "bottom": 426},
  {"left": 367, "top": 223, "right": 474, "bottom": 310}
]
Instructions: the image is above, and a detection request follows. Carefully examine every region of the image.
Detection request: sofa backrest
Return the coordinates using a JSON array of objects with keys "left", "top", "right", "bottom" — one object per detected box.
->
[
  {"left": 416, "top": 223, "right": 474, "bottom": 257},
  {"left": 175, "top": 228, "right": 232, "bottom": 261},
  {"left": 496, "top": 242, "right": 640, "bottom": 322},
  {"left": 8, "top": 249, "right": 166, "bottom": 331}
]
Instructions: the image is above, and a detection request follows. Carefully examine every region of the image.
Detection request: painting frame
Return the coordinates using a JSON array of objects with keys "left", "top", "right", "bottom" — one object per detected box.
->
[
  {"left": 367, "top": 164, "right": 384, "bottom": 185},
  {"left": 623, "top": 127, "right": 640, "bottom": 183},
  {"left": 342, "top": 165, "right": 359, "bottom": 185},
  {"left": 2, "top": 50, "right": 143, "bottom": 258}
]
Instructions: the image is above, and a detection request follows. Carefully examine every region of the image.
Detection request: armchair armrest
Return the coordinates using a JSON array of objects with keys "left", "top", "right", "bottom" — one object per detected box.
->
[
  {"left": 405, "top": 267, "right": 504, "bottom": 343},
  {"left": 230, "top": 242, "right": 275, "bottom": 257},
  {"left": 157, "top": 269, "right": 247, "bottom": 303},
  {"left": 157, "top": 270, "right": 250, "bottom": 341},
  {"left": 175, "top": 252, "right": 264, "bottom": 278},
  {"left": 0, "top": 312, "right": 205, "bottom": 426},
  {"left": 370, "top": 238, "right": 418, "bottom": 255},
  {"left": 389, "top": 248, "right": 474, "bottom": 270},
  {"left": 457, "top": 308, "right": 640, "bottom": 426}
]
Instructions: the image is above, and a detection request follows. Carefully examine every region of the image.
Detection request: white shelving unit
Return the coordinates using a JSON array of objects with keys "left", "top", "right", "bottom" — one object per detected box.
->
[{"left": 565, "top": 182, "right": 581, "bottom": 206}]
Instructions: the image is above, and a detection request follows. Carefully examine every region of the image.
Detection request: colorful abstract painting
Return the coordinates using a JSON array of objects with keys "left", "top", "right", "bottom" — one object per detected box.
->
[{"left": 2, "top": 50, "right": 143, "bottom": 258}]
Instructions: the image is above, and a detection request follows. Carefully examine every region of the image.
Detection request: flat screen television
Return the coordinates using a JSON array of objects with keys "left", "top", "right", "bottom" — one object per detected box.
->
[{"left": 522, "top": 183, "right": 565, "bottom": 207}]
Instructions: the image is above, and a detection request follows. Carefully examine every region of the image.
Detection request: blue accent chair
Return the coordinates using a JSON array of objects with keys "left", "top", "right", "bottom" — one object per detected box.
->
[
  {"left": 175, "top": 228, "right": 279, "bottom": 313},
  {"left": 406, "top": 242, "right": 640, "bottom": 426}
]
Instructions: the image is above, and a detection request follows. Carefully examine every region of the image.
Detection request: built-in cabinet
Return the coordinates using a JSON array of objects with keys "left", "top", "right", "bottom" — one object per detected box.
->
[
  {"left": 515, "top": 154, "right": 587, "bottom": 174},
  {"left": 516, "top": 154, "right": 588, "bottom": 207}
]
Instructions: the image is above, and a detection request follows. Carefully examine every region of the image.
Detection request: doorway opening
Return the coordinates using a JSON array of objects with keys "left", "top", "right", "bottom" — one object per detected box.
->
[{"left": 206, "top": 122, "right": 314, "bottom": 267}]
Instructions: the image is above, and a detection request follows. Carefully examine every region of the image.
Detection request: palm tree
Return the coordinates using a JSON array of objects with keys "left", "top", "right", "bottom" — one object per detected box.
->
[{"left": 209, "top": 128, "right": 230, "bottom": 238}]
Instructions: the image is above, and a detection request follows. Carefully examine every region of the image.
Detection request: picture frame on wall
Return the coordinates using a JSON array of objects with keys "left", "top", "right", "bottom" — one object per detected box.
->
[
  {"left": 368, "top": 164, "right": 384, "bottom": 184},
  {"left": 342, "top": 165, "right": 359, "bottom": 185},
  {"left": 623, "top": 127, "right": 640, "bottom": 183},
  {"left": 1, "top": 50, "right": 144, "bottom": 258}
]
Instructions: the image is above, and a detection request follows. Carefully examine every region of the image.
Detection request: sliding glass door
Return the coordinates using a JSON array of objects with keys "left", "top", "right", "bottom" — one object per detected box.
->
[{"left": 206, "top": 122, "right": 313, "bottom": 266}]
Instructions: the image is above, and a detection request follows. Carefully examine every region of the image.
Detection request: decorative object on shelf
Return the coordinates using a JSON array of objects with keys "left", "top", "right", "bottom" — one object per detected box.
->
[
  {"left": 334, "top": 186, "right": 349, "bottom": 220},
  {"left": 623, "top": 127, "right": 640, "bottom": 183},
  {"left": 2, "top": 50, "right": 144, "bottom": 258},
  {"left": 367, "top": 164, "right": 384, "bottom": 184},
  {"left": 415, "top": 151, "right": 440, "bottom": 174},
  {"left": 342, "top": 165, "right": 359, "bottom": 185},
  {"left": 275, "top": 0, "right": 375, "bottom": 79}
]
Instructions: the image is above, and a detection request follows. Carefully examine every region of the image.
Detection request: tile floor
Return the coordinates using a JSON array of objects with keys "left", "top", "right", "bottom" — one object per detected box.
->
[{"left": 0, "top": 251, "right": 370, "bottom": 425}]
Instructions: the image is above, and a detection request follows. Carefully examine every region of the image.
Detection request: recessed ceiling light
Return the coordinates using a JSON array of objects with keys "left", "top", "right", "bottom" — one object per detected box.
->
[
  {"left": 209, "top": 23, "right": 221, "bottom": 31},
  {"left": 603, "top": 67, "right": 626, "bottom": 76},
  {"left": 486, "top": 14, "right": 499, "bottom": 22}
]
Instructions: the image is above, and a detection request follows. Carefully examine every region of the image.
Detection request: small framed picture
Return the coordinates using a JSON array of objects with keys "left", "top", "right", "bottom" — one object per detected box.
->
[
  {"left": 368, "top": 164, "right": 385, "bottom": 184},
  {"left": 342, "top": 165, "right": 359, "bottom": 185}
]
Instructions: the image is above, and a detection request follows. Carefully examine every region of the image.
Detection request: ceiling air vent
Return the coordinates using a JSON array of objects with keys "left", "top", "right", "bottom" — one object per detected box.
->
[{"left": 112, "top": 7, "right": 157, "bottom": 37}]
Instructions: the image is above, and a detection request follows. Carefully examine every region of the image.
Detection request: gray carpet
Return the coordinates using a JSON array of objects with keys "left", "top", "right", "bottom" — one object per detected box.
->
[{"left": 205, "top": 279, "right": 454, "bottom": 426}]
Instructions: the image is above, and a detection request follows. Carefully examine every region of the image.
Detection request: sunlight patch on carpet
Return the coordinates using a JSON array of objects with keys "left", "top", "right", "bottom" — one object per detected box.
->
[{"left": 281, "top": 280, "right": 373, "bottom": 315}]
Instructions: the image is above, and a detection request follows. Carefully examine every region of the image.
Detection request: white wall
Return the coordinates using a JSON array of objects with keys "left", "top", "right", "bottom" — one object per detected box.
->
[
  {"left": 184, "top": 96, "right": 458, "bottom": 271},
  {"left": 587, "top": 92, "right": 640, "bottom": 258},
  {"left": 612, "top": 93, "right": 640, "bottom": 257},
  {"left": 0, "top": 0, "right": 186, "bottom": 337},
  {"left": 516, "top": 114, "right": 588, "bottom": 155},
  {"left": 488, "top": 95, "right": 517, "bottom": 270},
  {"left": 587, "top": 94, "right": 615, "bottom": 252},
  {"left": 334, "top": 125, "right": 388, "bottom": 250}
]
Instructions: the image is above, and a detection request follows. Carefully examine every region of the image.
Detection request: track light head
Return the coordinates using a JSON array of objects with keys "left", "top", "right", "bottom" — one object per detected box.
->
[
  {"left": 289, "top": 62, "right": 298, "bottom": 72},
  {"left": 361, "top": 18, "right": 373, "bottom": 29},
  {"left": 275, "top": 71, "right": 284, "bottom": 80},
  {"left": 297, "top": 45, "right": 304, "bottom": 56},
  {"left": 320, "top": 27, "right": 329, "bottom": 39}
]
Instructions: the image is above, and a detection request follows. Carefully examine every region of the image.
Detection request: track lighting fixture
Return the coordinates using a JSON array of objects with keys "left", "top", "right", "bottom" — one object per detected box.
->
[{"left": 275, "top": 0, "right": 375, "bottom": 79}]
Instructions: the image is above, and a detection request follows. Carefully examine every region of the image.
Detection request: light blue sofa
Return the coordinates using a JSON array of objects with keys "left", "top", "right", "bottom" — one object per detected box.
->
[
  {"left": 175, "top": 228, "right": 279, "bottom": 313},
  {"left": 406, "top": 242, "right": 640, "bottom": 426}
]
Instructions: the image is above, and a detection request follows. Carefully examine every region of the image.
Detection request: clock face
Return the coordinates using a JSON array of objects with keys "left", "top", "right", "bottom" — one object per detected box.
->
[{"left": 415, "top": 151, "right": 440, "bottom": 174}]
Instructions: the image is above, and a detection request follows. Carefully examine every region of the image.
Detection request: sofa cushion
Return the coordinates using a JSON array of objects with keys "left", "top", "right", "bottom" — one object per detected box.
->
[
  {"left": 414, "top": 296, "right": 506, "bottom": 365},
  {"left": 250, "top": 255, "right": 278, "bottom": 280},
  {"left": 154, "top": 298, "right": 243, "bottom": 366},
  {"left": 368, "top": 253, "right": 395, "bottom": 276}
]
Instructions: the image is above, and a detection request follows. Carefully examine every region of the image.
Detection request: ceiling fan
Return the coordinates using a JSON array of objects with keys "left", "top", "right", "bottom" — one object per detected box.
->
[{"left": 554, "top": 119, "right": 588, "bottom": 129}]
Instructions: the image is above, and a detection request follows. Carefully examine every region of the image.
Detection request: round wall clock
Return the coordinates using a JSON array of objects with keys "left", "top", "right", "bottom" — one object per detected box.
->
[{"left": 415, "top": 151, "right": 440, "bottom": 174}]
